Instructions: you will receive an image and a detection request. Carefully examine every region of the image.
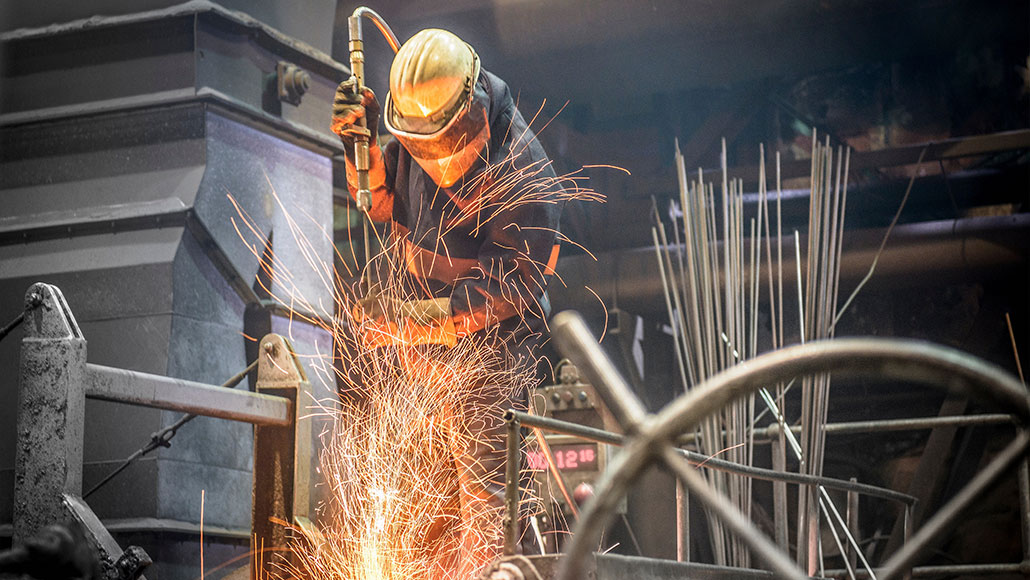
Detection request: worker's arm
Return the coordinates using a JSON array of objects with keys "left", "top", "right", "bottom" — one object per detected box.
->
[
  {"left": 450, "top": 212, "right": 560, "bottom": 336},
  {"left": 332, "top": 80, "right": 395, "bottom": 222}
]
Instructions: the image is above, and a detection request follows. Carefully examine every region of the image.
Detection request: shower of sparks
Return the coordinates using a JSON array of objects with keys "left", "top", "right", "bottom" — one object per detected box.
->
[
  {"left": 228, "top": 113, "right": 610, "bottom": 580},
  {"left": 288, "top": 333, "right": 537, "bottom": 580}
]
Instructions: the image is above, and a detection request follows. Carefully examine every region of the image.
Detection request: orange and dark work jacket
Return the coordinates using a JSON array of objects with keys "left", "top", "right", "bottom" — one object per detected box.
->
[{"left": 345, "top": 69, "right": 565, "bottom": 340}]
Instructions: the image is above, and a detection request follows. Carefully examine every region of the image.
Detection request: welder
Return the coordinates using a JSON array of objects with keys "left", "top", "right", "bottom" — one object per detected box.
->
[{"left": 332, "top": 27, "right": 564, "bottom": 563}]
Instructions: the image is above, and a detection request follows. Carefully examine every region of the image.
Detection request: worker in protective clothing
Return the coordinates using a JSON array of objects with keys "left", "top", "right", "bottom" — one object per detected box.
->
[{"left": 332, "top": 28, "right": 563, "bottom": 567}]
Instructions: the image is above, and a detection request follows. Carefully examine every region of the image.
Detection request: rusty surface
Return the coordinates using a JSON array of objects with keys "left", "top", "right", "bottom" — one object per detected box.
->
[
  {"left": 251, "top": 333, "right": 313, "bottom": 578},
  {"left": 13, "top": 283, "right": 86, "bottom": 546}
]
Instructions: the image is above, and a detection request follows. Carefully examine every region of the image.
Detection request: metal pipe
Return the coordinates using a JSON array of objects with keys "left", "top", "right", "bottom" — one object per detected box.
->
[
  {"left": 503, "top": 413, "right": 521, "bottom": 557},
  {"left": 683, "top": 414, "right": 1018, "bottom": 445},
  {"left": 85, "top": 363, "right": 292, "bottom": 426},
  {"left": 350, "top": 7, "right": 401, "bottom": 53},
  {"left": 812, "top": 414, "right": 1015, "bottom": 435},
  {"left": 510, "top": 410, "right": 916, "bottom": 506},
  {"left": 825, "top": 562, "right": 1030, "bottom": 578}
]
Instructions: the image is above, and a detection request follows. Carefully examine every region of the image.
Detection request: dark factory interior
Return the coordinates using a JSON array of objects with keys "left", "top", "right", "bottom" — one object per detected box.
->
[{"left": 1, "top": 1, "right": 1028, "bottom": 580}]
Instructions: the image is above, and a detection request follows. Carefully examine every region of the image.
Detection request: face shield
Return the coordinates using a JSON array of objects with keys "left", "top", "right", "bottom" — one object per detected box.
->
[{"left": 384, "top": 78, "right": 491, "bottom": 189}]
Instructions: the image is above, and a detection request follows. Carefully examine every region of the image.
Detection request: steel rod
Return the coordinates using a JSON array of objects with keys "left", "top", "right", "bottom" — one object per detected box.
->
[
  {"left": 824, "top": 562, "right": 1030, "bottom": 578},
  {"left": 701, "top": 413, "right": 1016, "bottom": 444},
  {"left": 503, "top": 413, "right": 521, "bottom": 556},
  {"left": 510, "top": 411, "right": 916, "bottom": 506},
  {"left": 653, "top": 225, "right": 691, "bottom": 392},
  {"left": 85, "top": 363, "right": 291, "bottom": 426},
  {"left": 819, "top": 492, "right": 858, "bottom": 580}
]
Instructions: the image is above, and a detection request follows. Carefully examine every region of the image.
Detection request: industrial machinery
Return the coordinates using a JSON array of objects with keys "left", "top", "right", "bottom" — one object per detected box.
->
[
  {"left": 525, "top": 362, "right": 623, "bottom": 553},
  {"left": 531, "top": 363, "right": 620, "bottom": 499},
  {"left": 488, "top": 311, "right": 1030, "bottom": 580}
]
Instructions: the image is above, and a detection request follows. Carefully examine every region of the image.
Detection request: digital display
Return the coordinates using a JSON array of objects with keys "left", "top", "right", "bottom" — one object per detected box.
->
[{"left": 527, "top": 443, "right": 599, "bottom": 472}]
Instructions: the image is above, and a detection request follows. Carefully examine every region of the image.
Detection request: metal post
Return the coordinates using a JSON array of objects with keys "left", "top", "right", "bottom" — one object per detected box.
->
[
  {"left": 772, "top": 423, "right": 790, "bottom": 551},
  {"left": 676, "top": 478, "right": 690, "bottom": 561},
  {"left": 251, "top": 334, "right": 313, "bottom": 578},
  {"left": 503, "top": 412, "right": 522, "bottom": 556},
  {"left": 848, "top": 478, "right": 860, "bottom": 573},
  {"left": 1019, "top": 458, "right": 1030, "bottom": 566},
  {"left": 13, "top": 283, "right": 86, "bottom": 546}
]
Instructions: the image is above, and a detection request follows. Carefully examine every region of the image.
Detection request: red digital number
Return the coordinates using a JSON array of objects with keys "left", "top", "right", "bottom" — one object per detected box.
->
[
  {"left": 565, "top": 450, "right": 579, "bottom": 469},
  {"left": 580, "top": 448, "right": 595, "bottom": 464}
]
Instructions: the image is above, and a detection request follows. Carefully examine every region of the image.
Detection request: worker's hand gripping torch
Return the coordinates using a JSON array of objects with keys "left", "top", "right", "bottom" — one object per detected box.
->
[
  {"left": 347, "top": 14, "right": 372, "bottom": 218},
  {"left": 343, "top": 8, "right": 400, "bottom": 293}
]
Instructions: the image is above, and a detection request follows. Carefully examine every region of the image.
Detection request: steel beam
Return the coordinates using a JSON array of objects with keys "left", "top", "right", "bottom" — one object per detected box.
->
[
  {"left": 0, "top": 198, "right": 188, "bottom": 246},
  {"left": 85, "top": 363, "right": 292, "bottom": 426}
]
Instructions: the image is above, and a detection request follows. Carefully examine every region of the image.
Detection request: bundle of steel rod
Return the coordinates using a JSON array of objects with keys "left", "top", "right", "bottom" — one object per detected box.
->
[
  {"left": 796, "top": 135, "right": 851, "bottom": 576},
  {"left": 653, "top": 134, "right": 860, "bottom": 577},
  {"left": 652, "top": 138, "right": 763, "bottom": 567}
]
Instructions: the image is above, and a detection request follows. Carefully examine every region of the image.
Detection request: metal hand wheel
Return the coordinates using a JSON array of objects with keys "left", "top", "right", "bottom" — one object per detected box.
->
[{"left": 550, "top": 311, "right": 1030, "bottom": 580}]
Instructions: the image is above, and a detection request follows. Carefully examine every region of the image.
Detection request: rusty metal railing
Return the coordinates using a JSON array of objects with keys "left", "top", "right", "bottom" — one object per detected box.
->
[{"left": 12, "top": 283, "right": 314, "bottom": 580}]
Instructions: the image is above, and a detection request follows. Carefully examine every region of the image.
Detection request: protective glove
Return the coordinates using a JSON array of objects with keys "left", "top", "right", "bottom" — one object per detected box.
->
[
  {"left": 331, "top": 78, "right": 380, "bottom": 155},
  {"left": 398, "top": 298, "right": 452, "bottom": 325},
  {"left": 352, "top": 292, "right": 400, "bottom": 323},
  {"left": 356, "top": 297, "right": 457, "bottom": 349}
]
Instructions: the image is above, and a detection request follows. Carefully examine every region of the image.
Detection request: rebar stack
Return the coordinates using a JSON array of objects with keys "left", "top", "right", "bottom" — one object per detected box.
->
[{"left": 653, "top": 134, "right": 854, "bottom": 573}]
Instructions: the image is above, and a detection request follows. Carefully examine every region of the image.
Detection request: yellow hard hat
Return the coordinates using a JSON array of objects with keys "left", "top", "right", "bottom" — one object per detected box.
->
[{"left": 387, "top": 28, "right": 480, "bottom": 135}]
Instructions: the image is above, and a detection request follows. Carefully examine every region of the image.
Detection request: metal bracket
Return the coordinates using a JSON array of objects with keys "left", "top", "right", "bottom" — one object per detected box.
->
[
  {"left": 276, "top": 61, "right": 310, "bottom": 106},
  {"left": 14, "top": 283, "right": 87, "bottom": 546}
]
